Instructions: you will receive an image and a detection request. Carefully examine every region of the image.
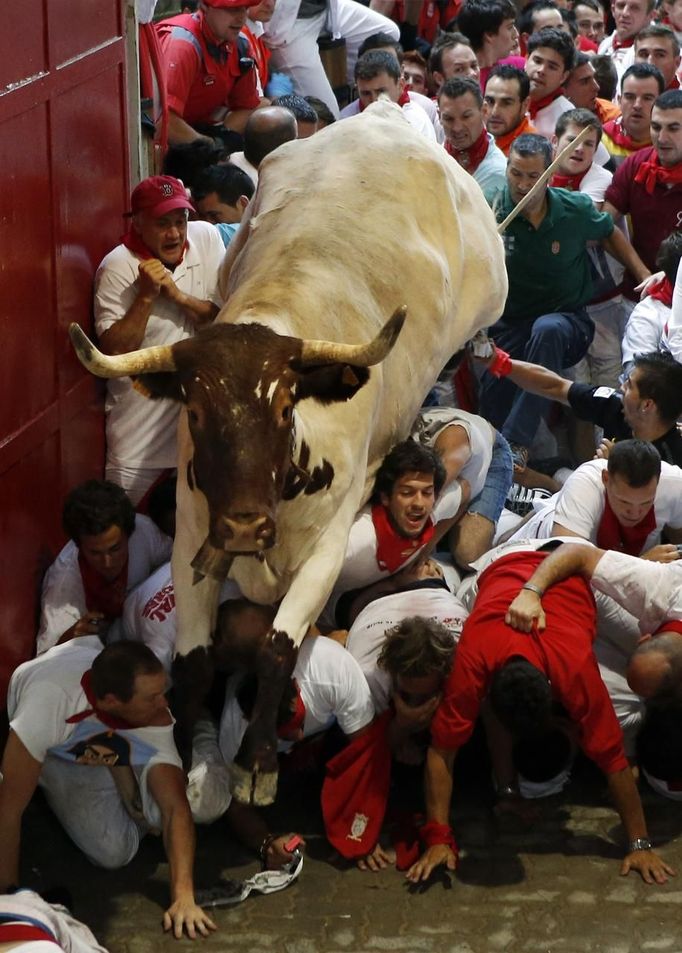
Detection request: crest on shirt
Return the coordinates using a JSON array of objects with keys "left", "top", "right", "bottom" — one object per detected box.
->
[
  {"left": 347, "top": 812, "right": 370, "bottom": 841},
  {"left": 204, "top": 76, "right": 215, "bottom": 86},
  {"left": 551, "top": 241, "right": 560, "bottom": 255}
]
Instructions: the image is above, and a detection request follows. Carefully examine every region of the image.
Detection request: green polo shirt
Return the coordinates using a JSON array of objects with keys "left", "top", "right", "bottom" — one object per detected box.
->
[{"left": 492, "top": 186, "right": 615, "bottom": 322}]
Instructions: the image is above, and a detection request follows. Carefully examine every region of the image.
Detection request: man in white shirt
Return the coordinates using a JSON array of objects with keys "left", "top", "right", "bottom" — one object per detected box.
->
[
  {"left": 525, "top": 28, "right": 576, "bottom": 138},
  {"left": 349, "top": 50, "right": 436, "bottom": 140},
  {"left": 599, "top": 0, "right": 654, "bottom": 84},
  {"left": 94, "top": 175, "right": 225, "bottom": 504}
]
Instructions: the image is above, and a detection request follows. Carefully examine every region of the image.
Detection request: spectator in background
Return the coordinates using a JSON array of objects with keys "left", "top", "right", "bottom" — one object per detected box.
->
[
  {"left": 350, "top": 50, "right": 436, "bottom": 139},
  {"left": 94, "top": 176, "right": 224, "bottom": 503},
  {"left": 272, "top": 92, "right": 320, "bottom": 135},
  {"left": 37, "top": 480, "right": 172, "bottom": 656},
  {"left": 192, "top": 163, "right": 256, "bottom": 246},
  {"left": 517, "top": 0, "right": 565, "bottom": 56},
  {"left": 565, "top": 52, "right": 621, "bottom": 124},
  {"left": 229, "top": 104, "right": 298, "bottom": 184},
  {"left": 525, "top": 27, "right": 576, "bottom": 138},
  {"left": 483, "top": 65, "right": 536, "bottom": 155},
  {"left": 401, "top": 49, "right": 429, "bottom": 95},
  {"left": 598, "top": 0, "right": 655, "bottom": 83},
  {"left": 634, "top": 24, "right": 681, "bottom": 90},
  {"left": 439, "top": 76, "right": 507, "bottom": 198},
  {"left": 592, "top": 53, "right": 620, "bottom": 101},
  {"left": 162, "top": 139, "right": 227, "bottom": 192},
  {"left": 457, "top": 0, "right": 522, "bottom": 88},
  {"left": 428, "top": 32, "right": 481, "bottom": 94},
  {"left": 156, "top": 0, "right": 260, "bottom": 146},
  {"left": 602, "top": 63, "right": 663, "bottom": 164},
  {"left": 572, "top": 0, "right": 606, "bottom": 48}
]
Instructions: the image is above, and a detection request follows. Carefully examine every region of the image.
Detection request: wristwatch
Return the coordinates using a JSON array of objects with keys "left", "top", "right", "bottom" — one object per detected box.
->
[{"left": 628, "top": 837, "right": 653, "bottom": 852}]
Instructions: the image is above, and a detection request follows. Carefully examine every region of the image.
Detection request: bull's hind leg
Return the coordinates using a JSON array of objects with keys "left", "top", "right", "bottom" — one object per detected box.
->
[
  {"left": 230, "top": 630, "right": 297, "bottom": 806},
  {"left": 171, "top": 646, "right": 215, "bottom": 771}
]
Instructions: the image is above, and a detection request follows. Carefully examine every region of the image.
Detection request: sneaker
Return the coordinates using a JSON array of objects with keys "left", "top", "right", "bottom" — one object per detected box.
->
[
  {"left": 508, "top": 442, "right": 529, "bottom": 473},
  {"left": 505, "top": 484, "right": 553, "bottom": 517}
]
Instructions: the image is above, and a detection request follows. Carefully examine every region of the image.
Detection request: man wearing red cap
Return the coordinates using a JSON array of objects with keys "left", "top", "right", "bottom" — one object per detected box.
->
[
  {"left": 157, "top": 0, "right": 261, "bottom": 146},
  {"left": 94, "top": 175, "right": 225, "bottom": 504}
]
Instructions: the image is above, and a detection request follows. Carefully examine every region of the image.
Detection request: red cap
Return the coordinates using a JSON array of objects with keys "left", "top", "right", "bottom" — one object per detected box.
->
[{"left": 130, "top": 176, "right": 194, "bottom": 218}]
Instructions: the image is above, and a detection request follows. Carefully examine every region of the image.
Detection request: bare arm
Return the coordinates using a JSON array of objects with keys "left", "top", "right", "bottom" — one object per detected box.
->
[
  {"left": 168, "top": 110, "right": 214, "bottom": 146},
  {"left": 0, "top": 731, "right": 43, "bottom": 891},
  {"left": 505, "top": 543, "right": 606, "bottom": 632},
  {"left": 601, "top": 228, "right": 651, "bottom": 285},
  {"left": 550, "top": 521, "right": 584, "bottom": 539},
  {"left": 225, "top": 800, "right": 305, "bottom": 869},
  {"left": 148, "top": 763, "right": 217, "bottom": 939},
  {"left": 476, "top": 354, "right": 572, "bottom": 403},
  {"left": 607, "top": 767, "right": 675, "bottom": 884},
  {"left": 405, "top": 745, "right": 458, "bottom": 882},
  {"left": 601, "top": 199, "right": 621, "bottom": 220}
]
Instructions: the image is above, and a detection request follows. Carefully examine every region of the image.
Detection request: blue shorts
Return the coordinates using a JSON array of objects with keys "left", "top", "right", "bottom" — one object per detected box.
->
[{"left": 468, "top": 431, "right": 513, "bottom": 524}]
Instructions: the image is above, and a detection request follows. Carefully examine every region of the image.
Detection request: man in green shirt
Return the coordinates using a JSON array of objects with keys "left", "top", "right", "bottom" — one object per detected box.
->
[{"left": 479, "top": 133, "right": 649, "bottom": 471}]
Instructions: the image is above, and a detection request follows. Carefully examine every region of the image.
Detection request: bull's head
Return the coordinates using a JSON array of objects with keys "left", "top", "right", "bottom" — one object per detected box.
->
[{"left": 69, "top": 308, "right": 406, "bottom": 575}]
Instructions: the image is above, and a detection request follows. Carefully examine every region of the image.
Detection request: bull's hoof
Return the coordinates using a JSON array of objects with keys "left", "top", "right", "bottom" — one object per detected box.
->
[{"left": 230, "top": 762, "right": 278, "bottom": 806}]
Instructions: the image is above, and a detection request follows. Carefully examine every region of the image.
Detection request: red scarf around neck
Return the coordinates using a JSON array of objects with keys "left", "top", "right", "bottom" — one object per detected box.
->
[
  {"left": 612, "top": 35, "right": 634, "bottom": 50},
  {"left": 596, "top": 495, "right": 656, "bottom": 555},
  {"left": 358, "top": 87, "right": 411, "bottom": 112},
  {"left": 529, "top": 87, "right": 564, "bottom": 120},
  {"left": 603, "top": 116, "right": 650, "bottom": 152},
  {"left": 372, "top": 503, "right": 435, "bottom": 573},
  {"left": 277, "top": 680, "right": 306, "bottom": 738},
  {"left": 634, "top": 152, "right": 682, "bottom": 194},
  {"left": 444, "top": 127, "right": 490, "bottom": 174},
  {"left": 78, "top": 550, "right": 129, "bottom": 620},
  {"left": 551, "top": 166, "right": 589, "bottom": 191},
  {"left": 494, "top": 115, "right": 537, "bottom": 156},
  {"left": 648, "top": 275, "right": 674, "bottom": 307},
  {"left": 66, "top": 671, "right": 134, "bottom": 729}
]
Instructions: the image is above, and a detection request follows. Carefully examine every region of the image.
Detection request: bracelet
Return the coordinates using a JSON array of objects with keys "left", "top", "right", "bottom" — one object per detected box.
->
[
  {"left": 259, "top": 833, "right": 277, "bottom": 864},
  {"left": 489, "top": 346, "right": 512, "bottom": 378},
  {"left": 628, "top": 837, "right": 652, "bottom": 853},
  {"left": 522, "top": 582, "right": 544, "bottom": 597}
]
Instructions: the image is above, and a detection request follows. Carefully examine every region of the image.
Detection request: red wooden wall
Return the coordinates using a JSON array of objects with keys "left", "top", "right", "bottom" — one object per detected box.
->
[{"left": 0, "top": 0, "right": 132, "bottom": 707}]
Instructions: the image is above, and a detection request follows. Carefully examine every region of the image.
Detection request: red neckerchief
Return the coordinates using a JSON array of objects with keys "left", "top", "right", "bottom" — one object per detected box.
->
[
  {"left": 371, "top": 503, "right": 435, "bottom": 573},
  {"left": 277, "top": 680, "right": 306, "bottom": 738},
  {"left": 551, "top": 167, "right": 589, "bottom": 191},
  {"left": 444, "top": 127, "right": 490, "bottom": 173},
  {"left": 654, "top": 619, "right": 682, "bottom": 636},
  {"left": 121, "top": 229, "right": 189, "bottom": 265},
  {"left": 494, "top": 115, "right": 537, "bottom": 156},
  {"left": 65, "top": 671, "right": 133, "bottom": 729},
  {"left": 529, "top": 87, "right": 565, "bottom": 120},
  {"left": 603, "top": 116, "right": 650, "bottom": 152},
  {"left": 358, "top": 88, "right": 411, "bottom": 111},
  {"left": 634, "top": 152, "right": 682, "bottom": 194},
  {"left": 612, "top": 35, "right": 634, "bottom": 50},
  {"left": 596, "top": 495, "right": 656, "bottom": 555},
  {"left": 78, "top": 550, "right": 129, "bottom": 619},
  {"left": 668, "top": 76, "right": 681, "bottom": 90},
  {"left": 648, "top": 275, "right": 674, "bottom": 306}
]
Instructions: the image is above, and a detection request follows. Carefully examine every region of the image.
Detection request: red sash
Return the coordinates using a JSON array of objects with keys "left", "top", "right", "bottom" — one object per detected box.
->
[
  {"left": 634, "top": 152, "right": 682, "bottom": 194},
  {"left": 529, "top": 87, "right": 565, "bottom": 120},
  {"left": 551, "top": 167, "right": 589, "bottom": 191},
  {"left": 78, "top": 550, "right": 128, "bottom": 620},
  {"left": 321, "top": 711, "right": 392, "bottom": 858},
  {"left": 654, "top": 619, "right": 682, "bottom": 636},
  {"left": 0, "top": 924, "right": 59, "bottom": 945},
  {"left": 358, "top": 87, "right": 410, "bottom": 111},
  {"left": 65, "top": 671, "right": 134, "bottom": 730},
  {"left": 372, "top": 503, "right": 435, "bottom": 573},
  {"left": 612, "top": 35, "right": 634, "bottom": 50},
  {"left": 444, "top": 127, "right": 490, "bottom": 174},
  {"left": 603, "top": 117, "right": 649, "bottom": 152},
  {"left": 595, "top": 496, "right": 656, "bottom": 555},
  {"left": 120, "top": 229, "right": 188, "bottom": 265}
]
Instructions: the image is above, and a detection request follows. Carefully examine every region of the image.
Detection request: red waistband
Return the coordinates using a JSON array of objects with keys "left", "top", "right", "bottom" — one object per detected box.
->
[{"left": 0, "top": 923, "right": 60, "bottom": 944}]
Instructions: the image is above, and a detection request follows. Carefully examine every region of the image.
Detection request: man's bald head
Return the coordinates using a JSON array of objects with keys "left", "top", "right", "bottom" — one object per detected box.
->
[
  {"left": 243, "top": 106, "right": 298, "bottom": 167},
  {"left": 628, "top": 632, "right": 682, "bottom": 700}
]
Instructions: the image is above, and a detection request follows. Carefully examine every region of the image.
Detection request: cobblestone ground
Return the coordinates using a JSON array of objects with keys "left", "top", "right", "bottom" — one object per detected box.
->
[{"left": 21, "top": 756, "right": 682, "bottom": 953}]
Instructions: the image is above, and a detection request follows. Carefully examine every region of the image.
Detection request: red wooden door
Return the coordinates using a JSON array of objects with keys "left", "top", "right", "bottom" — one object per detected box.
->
[{"left": 0, "top": 0, "right": 132, "bottom": 707}]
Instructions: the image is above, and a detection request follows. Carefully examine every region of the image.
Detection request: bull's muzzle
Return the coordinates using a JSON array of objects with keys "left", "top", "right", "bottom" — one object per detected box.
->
[{"left": 215, "top": 513, "right": 276, "bottom": 552}]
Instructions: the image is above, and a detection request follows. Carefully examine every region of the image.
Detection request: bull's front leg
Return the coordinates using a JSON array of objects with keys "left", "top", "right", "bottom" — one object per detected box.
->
[{"left": 231, "top": 496, "right": 358, "bottom": 806}]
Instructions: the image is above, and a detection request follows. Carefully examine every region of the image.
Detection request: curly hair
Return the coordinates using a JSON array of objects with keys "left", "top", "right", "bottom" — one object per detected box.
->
[
  {"left": 378, "top": 616, "right": 455, "bottom": 680},
  {"left": 62, "top": 479, "right": 136, "bottom": 544}
]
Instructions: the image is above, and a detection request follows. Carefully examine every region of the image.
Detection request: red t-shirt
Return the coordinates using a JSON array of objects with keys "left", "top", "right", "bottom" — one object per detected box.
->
[
  {"left": 430, "top": 550, "right": 628, "bottom": 775},
  {"left": 605, "top": 146, "right": 682, "bottom": 301},
  {"left": 157, "top": 12, "right": 259, "bottom": 126}
]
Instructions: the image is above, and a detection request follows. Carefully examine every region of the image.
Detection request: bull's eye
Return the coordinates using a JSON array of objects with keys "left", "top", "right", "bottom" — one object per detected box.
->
[
  {"left": 188, "top": 408, "right": 199, "bottom": 425},
  {"left": 282, "top": 404, "right": 292, "bottom": 422}
]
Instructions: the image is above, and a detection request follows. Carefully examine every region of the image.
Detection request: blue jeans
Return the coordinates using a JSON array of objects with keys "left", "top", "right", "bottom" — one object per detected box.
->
[
  {"left": 479, "top": 309, "right": 594, "bottom": 447},
  {"left": 469, "top": 431, "right": 514, "bottom": 523}
]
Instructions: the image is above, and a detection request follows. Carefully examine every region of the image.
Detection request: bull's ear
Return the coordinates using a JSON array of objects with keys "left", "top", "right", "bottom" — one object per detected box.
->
[
  {"left": 293, "top": 363, "right": 370, "bottom": 404},
  {"left": 132, "top": 372, "right": 184, "bottom": 402}
]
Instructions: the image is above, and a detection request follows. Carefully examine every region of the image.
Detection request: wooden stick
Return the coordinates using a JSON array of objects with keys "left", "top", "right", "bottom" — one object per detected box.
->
[{"left": 496, "top": 124, "right": 593, "bottom": 234}]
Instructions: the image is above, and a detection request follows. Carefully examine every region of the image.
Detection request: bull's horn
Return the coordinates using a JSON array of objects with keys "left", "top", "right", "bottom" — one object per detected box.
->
[
  {"left": 68, "top": 323, "right": 177, "bottom": 378},
  {"left": 299, "top": 305, "right": 407, "bottom": 366}
]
